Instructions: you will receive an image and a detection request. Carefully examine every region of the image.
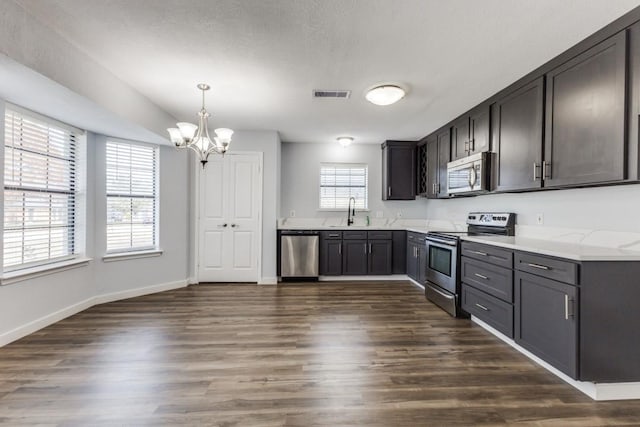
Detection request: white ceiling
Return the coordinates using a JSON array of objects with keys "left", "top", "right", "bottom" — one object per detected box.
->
[{"left": 14, "top": 0, "right": 640, "bottom": 144}]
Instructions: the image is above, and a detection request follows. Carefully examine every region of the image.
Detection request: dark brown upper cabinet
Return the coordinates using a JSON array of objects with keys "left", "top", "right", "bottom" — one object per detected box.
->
[
  {"left": 452, "top": 105, "right": 490, "bottom": 160},
  {"left": 381, "top": 140, "right": 416, "bottom": 200},
  {"left": 493, "top": 77, "right": 545, "bottom": 192},
  {"left": 543, "top": 30, "right": 628, "bottom": 188},
  {"left": 425, "top": 129, "right": 450, "bottom": 199}
]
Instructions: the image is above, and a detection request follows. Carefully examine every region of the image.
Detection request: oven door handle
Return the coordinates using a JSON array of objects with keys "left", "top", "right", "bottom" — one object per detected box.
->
[{"left": 426, "top": 237, "right": 457, "bottom": 247}]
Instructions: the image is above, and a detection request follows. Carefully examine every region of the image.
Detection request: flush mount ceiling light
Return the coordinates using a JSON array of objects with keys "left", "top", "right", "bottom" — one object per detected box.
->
[
  {"left": 167, "top": 83, "right": 233, "bottom": 167},
  {"left": 337, "top": 136, "right": 354, "bottom": 147},
  {"left": 365, "top": 84, "right": 406, "bottom": 106}
]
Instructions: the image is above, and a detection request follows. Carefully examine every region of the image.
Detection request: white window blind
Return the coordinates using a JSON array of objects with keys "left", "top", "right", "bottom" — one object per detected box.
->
[
  {"left": 106, "top": 141, "right": 157, "bottom": 253},
  {"left": 3, "top": 109, "right": 78, "bottom": 270},
  {"left": 319, "top": 163, "right": 368, "bottom": 209}
]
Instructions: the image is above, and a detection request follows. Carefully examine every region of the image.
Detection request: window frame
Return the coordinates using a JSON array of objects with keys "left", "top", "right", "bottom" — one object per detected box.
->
[
  {"left": 2, "top": 104, "right": 85, "bottom": 273},
  {"left": 318, "top": 162, "right": 369, "bottom": 211},
  {"left": 105, "top": 139, "right": 159, "bottom": 255}
]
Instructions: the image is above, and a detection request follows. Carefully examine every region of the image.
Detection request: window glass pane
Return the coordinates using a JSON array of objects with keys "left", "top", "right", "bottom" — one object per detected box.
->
[
  {"left": 3, "top": 109, "right": 77, "bottom": 270},
  {"left": 319, "top": 163, "right": 368, "bottom": 210},
  {"left": 106, "top": 141, "right": 157, "bottom": 253}
]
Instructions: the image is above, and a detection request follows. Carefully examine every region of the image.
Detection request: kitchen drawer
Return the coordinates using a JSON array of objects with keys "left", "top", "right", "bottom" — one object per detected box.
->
[
  {"left": 320, "top": 231, "right": 342, "bottom": 240},
  {"left": 461, "top": 257, "right": 513, "bottom": 303},
  {"left": 515, "top": 252, "right": 578, "bottom": 285},
  {"left": 407, "top": 231, "right": 426, "bottom": 244},
  {"left": 367, "top": 230, "right": 393, "bottom": 240},
  {"left": 343, "top": 230, "right": 368, "bottom": 240},
  {"left": 461, "top": 241, "right": 513, "bottom": 269},
  {"left": 462, "top": 284, "right": 514, "bottom": 338}
]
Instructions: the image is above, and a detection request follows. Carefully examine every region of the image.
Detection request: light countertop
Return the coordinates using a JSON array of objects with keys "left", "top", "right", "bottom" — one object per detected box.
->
[{"left": 460, "top": 235, "right": 640, "bottom": 261}]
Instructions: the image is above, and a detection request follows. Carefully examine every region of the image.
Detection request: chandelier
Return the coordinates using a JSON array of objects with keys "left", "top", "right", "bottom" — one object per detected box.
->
[{"left": 167, "top": 83, "right": 233, "bottom": 166}]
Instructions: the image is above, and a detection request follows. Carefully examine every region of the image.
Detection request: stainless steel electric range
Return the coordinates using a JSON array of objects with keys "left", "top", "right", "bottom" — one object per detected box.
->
[{"left": 424, "top": 212, "right": 516, "bottom": 317}]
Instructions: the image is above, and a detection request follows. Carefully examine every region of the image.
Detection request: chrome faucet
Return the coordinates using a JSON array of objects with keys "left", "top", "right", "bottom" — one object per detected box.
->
[{"left": 347, "top": 197, "right": 356, "bottom": 226}]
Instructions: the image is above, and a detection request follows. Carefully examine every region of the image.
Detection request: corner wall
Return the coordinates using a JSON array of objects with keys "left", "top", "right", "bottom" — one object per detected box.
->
[{"left": 281, "top": 142, "right": 428, "bottom": 219}]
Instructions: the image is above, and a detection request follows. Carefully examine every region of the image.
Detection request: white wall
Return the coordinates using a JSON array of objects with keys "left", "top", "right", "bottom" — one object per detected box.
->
[
  {"left": 188, "top": 130, "right": 282, "bottom": 283},
  {"left": 93, "top": 136, "right": 190, "bottom": 295},
  {"left": 426, "top": 184, "right": 640, "bottom": 232},
  {"left": 281, "top": 142, "right": 428, "bottom": 219},
  {"left": 0, "top": 118, "right": 191, "bottom": 345},
  {"left": 0, "top": 1, "right": 175, "bottom": 143}
]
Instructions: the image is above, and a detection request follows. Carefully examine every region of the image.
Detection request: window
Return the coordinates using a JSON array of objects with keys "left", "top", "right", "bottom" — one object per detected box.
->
[
  {"left": 319, "top": 163, "right": 368, "bottom": 209},
  {"left": 3, "top": 109, "right": 78, "bottom": 271},
  {"left": 106, "top": 141, "right": 158, "bottom": 253}
]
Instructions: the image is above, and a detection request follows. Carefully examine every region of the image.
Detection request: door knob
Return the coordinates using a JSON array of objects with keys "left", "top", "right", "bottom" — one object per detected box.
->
[
  {"left": 217, "top": 223, "right": 228, "bottom": 228},
  {"left": 231, "top": 224, "right": 237, "bottom": 228}
]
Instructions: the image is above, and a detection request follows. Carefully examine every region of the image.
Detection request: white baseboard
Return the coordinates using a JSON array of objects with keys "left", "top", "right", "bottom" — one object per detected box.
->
[
  {"left": 93, "top": 279, "right": 188, "bottom": 306},
  {"left": 0, "top": 279, "right": 189, "bottom": 348},
  {"left": 258, "top": 277, "right": 278, "bottom": 285},
  {"left": 318, "top": 275, "right": 409, "bottom": 282},
  {"left": 187, "top": 276, "right": 199, "bottom": 285},
  {"left": 0, "top": 296, "right": 95, "bottom": 348},
  {"left": 471, "top": 316, "right": 640, "bottom": 401}
]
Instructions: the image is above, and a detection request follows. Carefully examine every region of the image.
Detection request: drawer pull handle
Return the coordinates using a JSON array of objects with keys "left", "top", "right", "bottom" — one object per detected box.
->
[
  {"left": 475, "top": 303, "right": 490, "bottom": 311},
  {"left": 474, "top": 273, "right": 488, "bottom": 280},
  {"left": 469, "top": 250, "right": 487, "bottom": 256},
  {"left": 527, "top": 263, "right": 550, "bottom": 270},
  {"left": 329, "top": 233, "right": 339, "bottom": 237}
]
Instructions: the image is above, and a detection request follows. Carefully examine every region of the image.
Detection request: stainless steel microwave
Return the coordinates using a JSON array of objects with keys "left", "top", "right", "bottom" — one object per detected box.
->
[{"left": 446, "top": 152, "right": 493, "bottom": 195}]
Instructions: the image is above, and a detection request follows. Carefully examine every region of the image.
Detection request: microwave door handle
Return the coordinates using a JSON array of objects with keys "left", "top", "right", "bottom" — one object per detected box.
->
[{"left": 469, "top": 166, "right": 478, "bottom": 188}]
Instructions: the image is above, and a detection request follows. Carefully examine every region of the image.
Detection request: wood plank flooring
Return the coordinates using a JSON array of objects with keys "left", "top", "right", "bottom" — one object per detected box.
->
[{"left": 1, "top": 281, "right": 640, "bottom": 426}]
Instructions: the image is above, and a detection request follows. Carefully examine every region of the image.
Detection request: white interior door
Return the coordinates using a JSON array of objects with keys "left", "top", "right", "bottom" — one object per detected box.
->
[{"left": 198, "top": 153, "right": 261, "bottom": 282}]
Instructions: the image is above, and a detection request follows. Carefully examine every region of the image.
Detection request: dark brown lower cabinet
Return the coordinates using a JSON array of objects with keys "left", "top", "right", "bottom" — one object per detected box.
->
[
  {"left": 342, "top": 240, "right": 368, "bottom": 275},
  {"left": 368, "top": 240, "right": 392, "bottom": 275},
  {"left": 320, "top": 239, "right": 342, "bottom": 276},
  {"left": 514, "top": 271, "right": 578, "bottom": 378}
]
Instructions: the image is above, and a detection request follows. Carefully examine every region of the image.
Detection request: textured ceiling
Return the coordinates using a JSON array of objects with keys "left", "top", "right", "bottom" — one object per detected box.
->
[{"left": 14, "top": 0, "right": 640, "bottom": 144}]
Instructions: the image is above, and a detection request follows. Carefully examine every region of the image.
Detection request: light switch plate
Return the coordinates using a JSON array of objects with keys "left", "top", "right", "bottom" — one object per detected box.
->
[
  {"left": 289, "top": 210, "right": 296, "bottom": 217},
  {"left": 536, "top": 213, "right": 544, "bottom": 225}
]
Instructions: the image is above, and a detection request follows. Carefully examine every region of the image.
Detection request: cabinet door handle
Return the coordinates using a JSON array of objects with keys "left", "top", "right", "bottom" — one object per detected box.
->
[
  {"left": 474, "top": 273, "right": 488, "bottom": 280},
  {"left": 415, "top": 247, "right": 418, "bottom": 258},
  {"left": 533, "top": 162, "right": 540, "bottom": 180},
  {"left": 388, "top": 187, "right": 392, "bottom": 197},
  {"left": 543, "top": 161, "right": 552, "bottom": 179},
  {"left": 369, "top": 243, "right": 372, "bottom": 254},
  {"left": 231, "top": 224, "right": 238, "bottom": 228},
  {"left": 339, "top": 245, "right": 342, "bottom": 255},
  {"left": 565, "top": 295, "right": 570, "bottom": 320},
  {"left": 469, "top": 250, "right": 487, "bottom": 256},
  {"left": 329, "top": 233, "right": 339, "bottom": 237},
  {"left": 469, "top": 138, "right": 475, "bottom": 152},
  {"left": 527, "top": 262, "right": 550, "bottom": 270},
  {"left": 217, "top": 223, "right": 228, "bottom": 228},
  {"left": 475, "top": 303, "right": 489, "bottom": 311}
]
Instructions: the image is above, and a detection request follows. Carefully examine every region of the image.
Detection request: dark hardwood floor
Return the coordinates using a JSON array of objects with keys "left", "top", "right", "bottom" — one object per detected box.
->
[{"left": 1, "top": 281, "right": 640, "bottom": 426}]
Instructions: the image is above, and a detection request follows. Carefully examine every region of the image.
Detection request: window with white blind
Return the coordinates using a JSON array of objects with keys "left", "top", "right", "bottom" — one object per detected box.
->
[
  {"left": 319, "top": 163, "right": 368, "bottom": 210},
  {"left": 106, "top": 141, "right": 158, "bottom": 253},
  {"left": 3, "top": 109, "right": 78, "bottom": 271}
]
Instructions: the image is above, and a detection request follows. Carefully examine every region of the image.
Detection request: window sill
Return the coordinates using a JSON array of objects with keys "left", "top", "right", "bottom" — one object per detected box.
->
[
  {"left": 1, "top": 257, "right": 92, "bottom": 286},
  {"left": 317, "top": 209, "right": 371, "bottom": 212},
  {"left": 102, "top": 249, "right": 163, "bottom": 263}
]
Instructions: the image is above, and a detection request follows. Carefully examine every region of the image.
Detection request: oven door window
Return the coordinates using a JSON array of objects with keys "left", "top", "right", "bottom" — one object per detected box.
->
[{"left": 429, "top": 245, "right": 452, "bottom": 276}]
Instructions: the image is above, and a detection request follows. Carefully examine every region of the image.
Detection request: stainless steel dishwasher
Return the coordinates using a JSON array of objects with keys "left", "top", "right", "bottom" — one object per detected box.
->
[{"left": 280, "top": 230, "right": 320, "bottom": 280}]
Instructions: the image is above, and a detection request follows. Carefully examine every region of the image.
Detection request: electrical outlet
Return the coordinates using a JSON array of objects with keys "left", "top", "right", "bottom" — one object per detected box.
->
[
  {"left": 289, "top": 210, "right": 296, "bottom": 218},
  {"left": 396, "top": 211, "right": 403, "bottom": 218},
  {"left": 375, "top": 211, "right": 383, "bottom": 218},
  {"left": 536, "top": 213, "right": 544, "bottom": 225}
]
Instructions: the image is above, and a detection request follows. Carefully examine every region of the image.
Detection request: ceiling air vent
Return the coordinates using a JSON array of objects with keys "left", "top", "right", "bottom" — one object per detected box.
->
[{"left": 313, "top": 89, "right": 351, "bottom": 99}]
